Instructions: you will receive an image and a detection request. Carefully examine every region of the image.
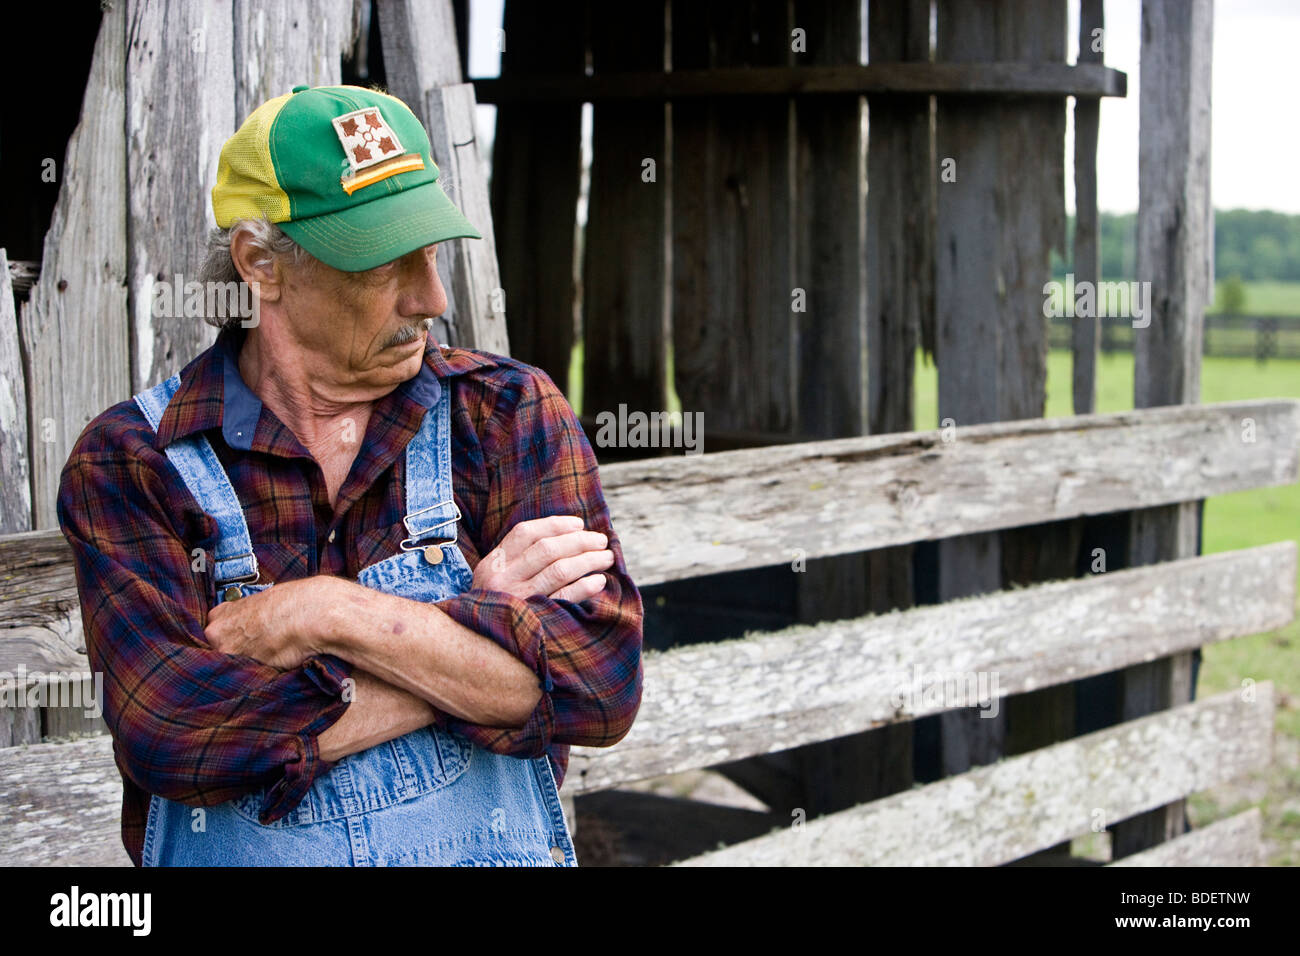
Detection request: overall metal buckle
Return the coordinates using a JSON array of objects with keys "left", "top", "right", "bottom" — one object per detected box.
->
[
  {"left": 400, "top": 500, "right": 462, "bottom": 564},
  {"left": 214, "top": 553, "right": 261, "bottom": 601},
  {"left": 213, "top": 552, "right": 261, "bottom": 585},
  {"left": 399, "top": 500, "right": 462, "bottom": 551}
]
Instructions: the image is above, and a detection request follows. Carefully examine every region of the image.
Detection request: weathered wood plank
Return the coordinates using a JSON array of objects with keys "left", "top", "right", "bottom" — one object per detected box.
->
[
  {"left": 376, "top": 2, "right": 508, "bottom": 355},
  {"left": 773, "top": 0, "right": 888, "bottom": 819},
  {"left": 1071, "top": 0, "right": 1104, "bottom": 414},
  {"left": 671, "top": 0, "right": 796, "bottom": 437},
  {"left": 1108, "top": 808, "right": 1263, "bottom": 867},
  {"left": 867, "top": 0, "right": 932, "bottom": 435},
  {"left": 794, "top": 0, "right": 866, "bottom": 441},
  {"left": 0, "top": 526, "right": 97, "bottom": 744},
  {"left": 0, "top": 248, "right": 32, "bottom": 536},
  {"left": 1133, "top": 0, "right": 1214, "bottom": 413},
  {"left": 853, "top": 0, "right": 934, "bottom": 810},
  {"left": 665, "top": 0, "right": 813, "bottom": 812},
  {"left": 472, "top": 62, "right": 1129, "bottom": 103},
  {"left": 672, "top": 684, "right": 1273, "bottom": 866},
  {"left": 232, "top": 0, "right": 359, "bottom": 122},
  {"left": 582, "top": 0, "right": 668, "bottom": 429},
  {"left": 0, "top": 735, "right": 129, "bottom": 867},
  {"left": 605, "top": 397, "right": 1298, "bottom": 587},
  {"left": 20, "top": 3, "right": 130, "bottom": 530},
  {"left": 1115, "top": 0, "right": 1216, "bottom": 860},
  {"left": 487, "top": 0, "right": 583, "bottom": 388},
  {"left": 933, "top": 0, "right": 1068, "bottom": 774},
  {"left": 0, "top": 529, "right": 86, "bottom": 676},
  {"left": 421, "top": 84, "right": 510, "bottom": 356},
  {"left": 125, "top": 0, "right": 234, "bottom": 391},
  {"left": 562, "top": 544, "right": 1294, "bottom": 794},
  {"left": 374, "top": 0, "right": 461, "bottom": 94}
]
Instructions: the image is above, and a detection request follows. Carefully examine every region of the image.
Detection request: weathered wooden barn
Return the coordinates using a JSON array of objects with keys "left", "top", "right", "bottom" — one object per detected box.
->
[{"left": 1, "top": 0, "right": 1295, "bottom": 867}]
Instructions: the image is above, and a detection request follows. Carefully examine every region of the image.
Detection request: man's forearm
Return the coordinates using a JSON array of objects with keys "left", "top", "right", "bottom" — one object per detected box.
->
[
  {"left": 318, "top": 579, "right": 541, "bottom": 728},
  {"left": 317, "top": 668, "right": 438, "bottom": 762}
]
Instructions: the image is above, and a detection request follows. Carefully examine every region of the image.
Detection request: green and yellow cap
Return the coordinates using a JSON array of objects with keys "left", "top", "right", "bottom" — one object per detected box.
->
[{"left": 212, "top": 84, "right": 481, "bottom": 272}]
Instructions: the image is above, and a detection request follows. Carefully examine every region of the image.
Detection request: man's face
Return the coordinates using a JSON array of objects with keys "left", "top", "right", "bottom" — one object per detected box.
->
[{"left": 275, "top": 242, "right": 447, "bottom": 393}]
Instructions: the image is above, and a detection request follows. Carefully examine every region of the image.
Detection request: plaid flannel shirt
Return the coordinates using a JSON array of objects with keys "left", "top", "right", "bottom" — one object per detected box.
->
[{"left": 56, "top": 328, "right": 644, "bottom": 866}]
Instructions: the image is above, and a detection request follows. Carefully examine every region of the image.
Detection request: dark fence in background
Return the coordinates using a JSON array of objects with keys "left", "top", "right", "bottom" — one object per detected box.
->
[{"left": 1048, "top": 314, "right": 1300, "bottom": 361}]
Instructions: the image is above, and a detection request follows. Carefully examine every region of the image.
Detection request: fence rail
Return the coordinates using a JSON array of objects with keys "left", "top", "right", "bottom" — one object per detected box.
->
[
  {"left": 1049, "top": 313, "right": 1300, "bottom": 361},
  {"left": 677, "top": 685, "right": 1273, "bottom": 866}
]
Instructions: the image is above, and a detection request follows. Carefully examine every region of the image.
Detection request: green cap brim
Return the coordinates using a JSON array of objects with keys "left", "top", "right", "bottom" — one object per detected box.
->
[{"left": 278, "top": 180, "right": 482, "bottom": 272}]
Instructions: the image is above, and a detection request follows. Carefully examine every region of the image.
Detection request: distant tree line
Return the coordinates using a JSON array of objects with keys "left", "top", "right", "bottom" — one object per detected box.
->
[{"left": 1051, "top": 209, "right": 1300, "bottom": 282}]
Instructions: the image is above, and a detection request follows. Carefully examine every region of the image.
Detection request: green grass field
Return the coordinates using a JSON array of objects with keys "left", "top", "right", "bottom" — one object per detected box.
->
[{"left": 1213, "top": 279, "right": 1300, "bottom": 316}]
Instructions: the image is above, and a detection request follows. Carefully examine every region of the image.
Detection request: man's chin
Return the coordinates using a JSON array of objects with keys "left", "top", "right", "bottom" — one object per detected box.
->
[{"left": 355, "top": 339, "right": 424, "bottom": 387}]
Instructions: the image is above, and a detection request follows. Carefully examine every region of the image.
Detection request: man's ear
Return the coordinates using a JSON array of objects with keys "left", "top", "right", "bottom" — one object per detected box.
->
[{"left": 229, "top": 227, "right": 284, "bottom": 304}]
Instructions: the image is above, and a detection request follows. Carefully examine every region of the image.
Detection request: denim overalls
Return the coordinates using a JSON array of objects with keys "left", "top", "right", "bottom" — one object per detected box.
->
[{"left": 131, "top": 370, "right": 577, "bottom": 866}]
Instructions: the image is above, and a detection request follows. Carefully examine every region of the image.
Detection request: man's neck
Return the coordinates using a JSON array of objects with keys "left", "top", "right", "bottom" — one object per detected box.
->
[{"left": 235, "top": 328, "right": 374, "bottom": 454}]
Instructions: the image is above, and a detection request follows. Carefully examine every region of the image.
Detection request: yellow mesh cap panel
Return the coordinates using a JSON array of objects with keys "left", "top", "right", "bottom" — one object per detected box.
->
[{"left": 212, "top": 92, "right": 294, "bottom": 226}]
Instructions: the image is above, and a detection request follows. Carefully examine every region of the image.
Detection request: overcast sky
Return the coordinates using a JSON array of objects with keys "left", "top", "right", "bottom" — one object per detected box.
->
[{"left": 467, "top": 0, "right": 1300, "bottom": 215}]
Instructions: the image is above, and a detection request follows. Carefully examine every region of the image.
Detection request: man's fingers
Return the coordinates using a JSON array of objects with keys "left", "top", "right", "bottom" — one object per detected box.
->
[
  {"left": 512, "top": 529, "right": 609, "bottom": 583},
  {"left": 499, "top": 515, "right": 585, "bottom": 559},
  {"left": 548, "top": 573, "right": 608, "bottom": 604},
  {"left": 530, "top": 547, "right": 614, "bottom": 597},
  {"left": 475, "top": 516, "right": 616, "bottom": 599}
]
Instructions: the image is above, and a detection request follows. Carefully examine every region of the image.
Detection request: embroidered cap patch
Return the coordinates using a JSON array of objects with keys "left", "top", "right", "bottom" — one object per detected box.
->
[{"left": 332, "top": 106, "right": 425, "bottom": 195}]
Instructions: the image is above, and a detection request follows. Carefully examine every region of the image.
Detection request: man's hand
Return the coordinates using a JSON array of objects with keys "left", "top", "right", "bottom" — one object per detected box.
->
[
  {"left": 472, "top": 514, "right": 615, "bottom": 604},
  {"left": 205, "top": 576, "right": 334, "bottom": 670}
]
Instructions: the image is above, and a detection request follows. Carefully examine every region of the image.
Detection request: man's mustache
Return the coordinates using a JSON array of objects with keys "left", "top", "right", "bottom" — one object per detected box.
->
[{"left": 384, "top": 317, "right": 435, "bottom": 347}]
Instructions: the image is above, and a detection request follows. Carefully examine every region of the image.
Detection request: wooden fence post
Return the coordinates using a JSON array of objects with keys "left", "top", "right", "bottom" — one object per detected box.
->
[
  {"left": 0, "top": 249, "right": 31, "bottom": 537},
  {"left": 488, "top": 0, "right": 585, "bottom": 387},
  {"left": 933, "top": 0, "right": 1068, "bottom": 776},
  {"left": 379, "top": 0, "right": 510, "bottom": 354},
  {"left": 19, "top": 2, "right": 129, "bottom": 531},
  {"left": 1112, "top": 0, "right": 1214, "bottom": 859},
  {"left": 124, "top": 0, "right": 234, "bottom": 393},
  {"left": 1072, "top": 0, "right": 1104, "bottom": 415},
  {"left": 0, "top": 247, "right": 39, "bottom": 747},
  {"left": 583, "top": 0, "right": 668, "bottom": 421},
  {"left": 232, "top": 0, "right": 360, "bottom": 122}
]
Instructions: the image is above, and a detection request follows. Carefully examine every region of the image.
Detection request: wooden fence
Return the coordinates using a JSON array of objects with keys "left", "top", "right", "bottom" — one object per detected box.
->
[
  {"left": 2, "top": 398, "right": 1296, "bottom": 864},
  {"left": 1049, "top": 313, "right": 1300, "bottom": 361},
  {"left": 1, "top": 0, "right": 1290, "bottom": 868}
]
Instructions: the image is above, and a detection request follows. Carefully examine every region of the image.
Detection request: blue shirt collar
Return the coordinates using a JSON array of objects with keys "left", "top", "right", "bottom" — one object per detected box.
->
[{"left": 214, "top": 329, "right": 441, "bottom": 452}]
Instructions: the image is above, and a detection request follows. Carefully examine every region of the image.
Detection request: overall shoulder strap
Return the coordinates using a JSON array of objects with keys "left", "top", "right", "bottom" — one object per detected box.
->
[
  {"left": 133, "top": 375, "right": 260, "bottom": 585},
  {"left": 401, "top": 375, "right": 461, "bottom": 548}
]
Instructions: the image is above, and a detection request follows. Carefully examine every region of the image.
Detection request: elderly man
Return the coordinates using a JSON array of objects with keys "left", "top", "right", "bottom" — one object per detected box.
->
[{"left": 56, "top": 85, "right": 643, "bottom": 866}]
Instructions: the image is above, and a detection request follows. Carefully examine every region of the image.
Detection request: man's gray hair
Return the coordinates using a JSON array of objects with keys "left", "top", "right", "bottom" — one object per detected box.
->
[{"left": 197, "top": 218, "right": 317, "bottom": 331}]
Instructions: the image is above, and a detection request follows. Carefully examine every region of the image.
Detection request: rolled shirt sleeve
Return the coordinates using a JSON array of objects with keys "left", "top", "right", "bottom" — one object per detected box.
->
[
  {"left": 57, "top": 435, "right": 354, "bottom": 827},
  {"left": 432, "top": 365, "right": 644, "bottom": 759}
]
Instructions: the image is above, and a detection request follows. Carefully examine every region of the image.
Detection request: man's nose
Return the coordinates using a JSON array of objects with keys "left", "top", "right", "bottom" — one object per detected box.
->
[{"left": 400, "top": 247, "right": 447, "bottom": 318}]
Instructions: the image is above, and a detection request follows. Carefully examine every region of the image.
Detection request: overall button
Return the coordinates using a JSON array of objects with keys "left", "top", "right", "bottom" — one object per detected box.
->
[
  {"left": 423, "top": 545, "right": 443, "bottom": 565},
  {"left": 550, "top": 846, "right": 566, "bottom": 863},
  {"left": 223, "top": 585, "right": 242, "bottom": 602}
]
